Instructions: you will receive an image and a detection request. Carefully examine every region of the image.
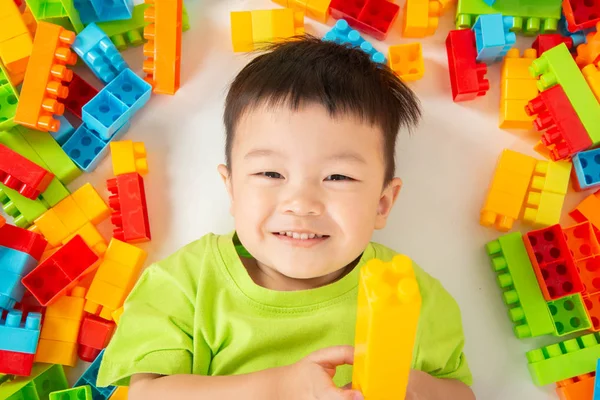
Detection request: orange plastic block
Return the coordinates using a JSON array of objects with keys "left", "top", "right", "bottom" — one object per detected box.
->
[
  {"left": 583, "top": 64, "right": 600, "bottom": 103},
  {"left": 480, "top": 149, "right": 537, "bottom": 232},
  {"left": 352, "top": 255, "right": 421, "bottom": 399},
  {"left": 35, "top": 286, "right": 85, "bottom": 366},
  {"left": 0, "top": 0, "right": 32, "bottom": 84},
  {"left": 523, "top": 160, "right": 571, "bottom": 227},
  {"left": 143, "top": 0, "right": 182, "bottom": 95},
  {"left": 22, "top": 6, "right": 37, "bottom": 37},
  {"left": 438, "top": 0, "right": 456, "bottom": 14},
  {"left": 500, "top": 48, "right": 538, "bottom": 130},
  {"left": 0, "top": 214, "right": 5, "bottom": 228},
  {"left": 84, "top": 238, "right": 147, "bottom": 320},
  {"left": 230, "top": 9, "right": 304, "bottom": 53},
  {"left": 110, "top": 140, "right": 148, "bottom": 176},
  {"left": 402, "top": 0, "right": 441, "bottom": 38},
  {"left": 388, "top": 43, "right": 424, "bottom": 81},
  {"left": 556, "top": 373, "right": 595, "bottom": 400},
  {"left": 576, "top": 22, "right": 600, "bottom": 67},
  {"left": 109, "top": 387, "right": 129, "bottom": 400},
  {"left": 272, "top": 0, "right": 331, "bottom": 23},
  {"left": 585, "top": 292, "right": 600, "bottom": 331},
  {"left": 570, "top": 190, "right": 600, "bottom": 233},
  {"left": 14, "top": 22, "right": 76, "bottom": 132}
]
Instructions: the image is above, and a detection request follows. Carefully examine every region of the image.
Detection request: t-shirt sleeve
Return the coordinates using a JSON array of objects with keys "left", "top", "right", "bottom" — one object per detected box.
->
[
  {"left": 97, "top": 263, "right": 203, "bottom": 387},
  {"left": 412, "top": 269, "right": 473, "bottom": 386}
]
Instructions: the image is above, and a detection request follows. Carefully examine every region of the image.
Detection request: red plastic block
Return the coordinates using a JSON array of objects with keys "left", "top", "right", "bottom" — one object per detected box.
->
[
  {"left": 77, "top": 314, "right": 115, "bottom": 362},
  {"left": 524, "top": 224, "right": 584, "bottom": 300},
  {"left": 563, "top": 0, "right": 600, "bottom": 33},
  {"left": 63, "top": 73, "right": 98, "bottom": 119},
  {"left": 526, "top": 85, "right": 592, "bottom": 161},
  {"left": 585, "top": 292, "right": 600, "bottom": 331},
  {"left": 0, "top": 144, "right": 54, "bottom": 199},
  {"left": 329, "top": 0, "right": 400, "bottom": 41},
  {"left": 532, "top": 34, "right": 574, "bottom": 56},
  {"left": 0, "top": 223, "right": 47, "bottom": 261},
  {"left": 21, "top": 235, "right": 99, "bottom": 306},
  {"left": 107, "top": 172, "right": 151, "bottom": 243},
  {"left": 445, "top": 29, "right": 490, "bottom": 102},
  {"left": 0, "top": 349, "right": 35, "bottom": 376}
]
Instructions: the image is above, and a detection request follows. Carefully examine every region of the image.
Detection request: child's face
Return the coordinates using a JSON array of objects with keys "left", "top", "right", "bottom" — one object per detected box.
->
[{"left": 219, "top": 103, "right": 401, "bottom": 280}]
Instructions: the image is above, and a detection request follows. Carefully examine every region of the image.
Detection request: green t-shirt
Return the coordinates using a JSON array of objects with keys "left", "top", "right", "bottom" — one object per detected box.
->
[{"left": 97, "top": 232, "right": 472, "bottom": 388}]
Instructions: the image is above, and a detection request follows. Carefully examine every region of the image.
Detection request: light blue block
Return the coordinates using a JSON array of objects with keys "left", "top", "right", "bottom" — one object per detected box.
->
[
  {"left": 89, "top": 0, "right": 133, "bottom": 22},
  {"left": 52, "top": 115, "right": 76, "bottom": 146},
  {"left": 472, "top": 14, "right": 516, "bottom": 64},
  {"left": 73, "top": 23, "right": 129, "bottom": 84},
  {"left": 573, "top": 149, "right": 600, "bottom": 191},
  {"left": 323, "top": 19, "right": 386, "bottom": 64},
  {"left": 0, "top": 294, "right": 16, "bottom": 310},
  {"left": 0, "top": 270, "right": 25, "bottom": 303},
  {"left": 0, "top": 245, "right": 38, "bottom": 276},
  {"left": 0, "top": 309, "right": 42, "bottom": 354},
  {"left": 74, "top": 0, "right": 100, "bottom": 24},
  {"left": 62, "top": 121, "right": 130, "bottom": 172},
  {"left": 558, "top": 15, "right": 589, "bottom": 47},
  {"left": 483, "top": 0, "right": 496, "bottom": 4},
  {"left": 82, "top": 68, "right": 151, "bottom": 140},
  {"left": 594, "top": 359, "right": 600, "bottom": 400},
  {"left": 75, "top": 350, "right": 117, "bottom": 399}
]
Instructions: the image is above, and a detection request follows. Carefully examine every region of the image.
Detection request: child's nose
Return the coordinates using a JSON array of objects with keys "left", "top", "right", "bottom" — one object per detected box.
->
[{"left": 279, "top": 185, "right": 324, "bottom": 216}]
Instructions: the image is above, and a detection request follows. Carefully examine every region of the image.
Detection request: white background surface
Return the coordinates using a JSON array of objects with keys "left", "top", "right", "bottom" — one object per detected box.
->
[{"left": 5, "top": 0, "right": 591, "bottom": 398}]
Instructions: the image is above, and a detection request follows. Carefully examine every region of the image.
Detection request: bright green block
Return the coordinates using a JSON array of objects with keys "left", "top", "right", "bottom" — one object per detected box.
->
[
  {"left": 14, "top": 126, "right": 81, "bottom": 184},
  {"left": 25, "top": 0, "right": 68, "bottom": 19},
  {"left": 486, "top": 232, "right": 555, "bottom": 338},
  {"left": 456, "top": 0, "right": 561, "bottom": 35},
  {"left": 548, "top": 294, "right": 591, "bottom": 336},
  {"left": 59, "top": 0, "right": 84, "bottom": 32},
  {"left": 0, "top": 364, "right": 68, "bottom": 400},
  {"left": 0, "top": 63, "right": 19, "bottom": 131},
  {"left": 49, "top": 386, "right": 92, "bottom": 400},
  {"left": 527, "top": 332, "right": 600, "bottom": 386},
  {"left": 530, "top": 43, "right": 600, "bottom": 145},
  {"left": 0, "top": 184, "right": 48, "bottom": 227}
]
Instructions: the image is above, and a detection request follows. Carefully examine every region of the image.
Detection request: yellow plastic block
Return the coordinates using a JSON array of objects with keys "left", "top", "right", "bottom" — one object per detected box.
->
[
  {"left": 230, "top": 11, "right": 254, "bottom": 52},
  {"left": 252, "top": 10, "right": 274, "bottom": 45},
  {"left": 583, "top": 64, "right": 600, "bottom": 103},
  {"left": 402, "top": 0, "right": 441, "bottom": 38},
  {"left": 40, "top": 316, "right": 80, "bottom": 342},
  {"left": 109, "top": 387, "right": 129, "bottom": 400},
  {"left": 112, "top": 306, "right": 124, "bottom": 325},
  {"left": 70, "top": 183, "right": 110, "bottom": 224},
  {"left": 33, "top": 209, "right": 70, "bottom": 247},
  {"left": 305, "top": 0, "right": 330, "bottom": 23},
  {"left": 388, "top": 43, "right": 424, "bottom": 81},
  {"left": 523, "top": 160, "right": 571, "bottom": 227},
  {"left": 110, "top": 140, "right": 148, "bottom": 176},
  {"left": 529, "top": 160, "right": 571, "bottom": 195},
  {"left": 480, "top": 149, "right": 537, "bottom": 232},
  {"left": 35, "top": 338, "right": 77, "bottom": 366},
  {"left": 45, "top": 286, "right": 86, "bottom": 320},
  {"left": 500, "top": 49, "right": 538, "bottom": 130},
  {"left": 524, "top": 191, "right": 564, "bottom": 227},
  {"left": 63, "top": 222, "right": 107, "bottom": 256},
  {"left": 22, "top": 7, "right": 37, "bottom": 36},
  {"left": 52, "top": 196, "right": 88, "bottom": 232},
  {"left": 0, "top": 0, "right": 32, "bottom": 79},
  {"left": 352, "top": 255, "right": 421, "bottom": 399}
]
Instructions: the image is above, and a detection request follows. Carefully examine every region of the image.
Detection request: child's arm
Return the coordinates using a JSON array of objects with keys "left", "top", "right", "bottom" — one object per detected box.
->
[{"left": 407, "top": 370, "right": 475, "bottom": 400}]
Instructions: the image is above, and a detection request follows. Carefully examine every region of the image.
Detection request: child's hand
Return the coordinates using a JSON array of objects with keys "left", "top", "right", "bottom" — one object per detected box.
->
[{"left": 279, "top": 346, "right": 364, "bottom": 400}]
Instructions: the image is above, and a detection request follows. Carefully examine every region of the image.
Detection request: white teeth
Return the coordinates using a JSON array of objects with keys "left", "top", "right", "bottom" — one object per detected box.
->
[
  {"left": 278, "top": 231, "right": 323, "bottom": 240},
  {"left": 292, "top": 232, "right": 301, "bottom": 239},
  {"left": 286, "top": 231, "right": 293, "bottom": 237},
  {"left": 308, "top": 233, "right": 315, "bottom": 239}
]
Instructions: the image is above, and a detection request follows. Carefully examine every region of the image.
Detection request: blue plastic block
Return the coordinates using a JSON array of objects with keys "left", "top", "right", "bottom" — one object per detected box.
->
[
  {"left": 0, "top": 309, "right": 42, "bottom": 354},
  {"left": 558, "top": 15, "right": 590, "bottom": 47},
  {"left": 323, "top": 19, "right": 386, "bottom": 64},
  {"left": 75, "top": 350, "right": 117, "bottom": 399},
  {"left": 0, "top": 270, "right": 25, "bottom": 304},
  {"left": 89, "top": 0, "right": 133, "bottom": 22},
  {"left": 82, "top": 68, "right": 151, "bottom": 140},
  {"left": 0, "top": 246, "right": 38, "bottom": 276},
  {"left": 73, "top": 23, "right": 129, "bottom": 84},
  {"left": 74, "top": 0, "right": 100, "bottom": 24},
  {"left": 595, "top": 359, "right": 600, "bottom": 400},
  {"left": 483, "top": 0, "right": 496, "bottom": 4},
  {"left": 51, "top": 115, "right": 76, "bottom": 145},
  {"left": 472, "top": 14, "right": 516, "bottom": 64},
  {"left": 62, "top": 121, "right": 130, "bottom": 172},
  {"left": 573, "top": 148, "right": 600, "bottom": 190},
  {"left": 0, "top": 294, "right": 15, "bottom": 310}
]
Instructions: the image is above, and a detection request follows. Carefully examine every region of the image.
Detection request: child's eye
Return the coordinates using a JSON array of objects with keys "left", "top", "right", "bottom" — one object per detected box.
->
[
  {"left": 326, "top": 174, "right": 353, "bottom": 181},
  {"left": 260, "top": 172, "right": 283, "bottom": 179}
]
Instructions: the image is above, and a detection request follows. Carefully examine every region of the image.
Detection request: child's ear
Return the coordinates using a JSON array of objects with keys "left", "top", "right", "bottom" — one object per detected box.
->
[
  {"left": 217, "top": 164, "right": 234, "bottom": 214},
  {"left": 375, "top": 177, "right": 402, "bottom": 230}
]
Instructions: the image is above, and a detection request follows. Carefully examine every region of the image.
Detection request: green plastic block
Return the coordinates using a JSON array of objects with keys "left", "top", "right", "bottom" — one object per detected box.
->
[
  {"left": 529, "top": 43, "right": 600, "bottom": 145},
  {"left": 59, "top": 0, "right": 84, "bottom": 33},
  {"left": 25, "top": 0, "right": 68, "bottom": 19},
  {"left": 0, "top": 184, "right": 48, "bottom": 227},
  {"left": 486, "top": 232, "right": 555, "bottom": 338},
  {"left": 0, "top": 364, "right": 68, "bottom": 400},
  {"left": 0, "top": 63, "right": 19, "bottom": 131},
  {"left": 456, "top": 0, "right": 561, "bottom": 35},
  {"left": 548, "top": 294, "right": 591, "bottom": 336},
  {"left": 49, "top": 385, "right": 92, "bottom": 400},
  {"left": 526, "top": 332, "right": 600, "bottom": 386}
]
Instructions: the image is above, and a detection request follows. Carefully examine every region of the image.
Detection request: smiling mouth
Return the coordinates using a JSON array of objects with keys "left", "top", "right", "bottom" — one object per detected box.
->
[{"left": 273, "top": 232, "right": 330, "bottom": 240}]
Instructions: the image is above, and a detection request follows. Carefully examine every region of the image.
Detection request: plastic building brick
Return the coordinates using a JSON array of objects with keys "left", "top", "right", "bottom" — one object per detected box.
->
[
  {"left": 143, "top": 0, "right": 182, "bottom": 94},
  {"left": 78, "top": 314, "right": 115, "bottom": 361},
  {"left": 0, "top": 144, "right": 55, "bottom": 199},
  {"left": 0, "top": 0, "right": 33, "bottom": 84},
  {"left": 22, "top": 6, "right": 38, "bottom": 37},
  {"left": 328, "top": 0, "right": 399, "bottom": 41},
  {"left": 524, "top": 225, "right": 584, "bottom": 300},
  {"left": 74, "top": 350, "right": 117, "bottom": 399},
  {"left": 523, "top": 160, "right": 571, "bottom": 227},
  {"left": 563, "top": 222, "right": 600, "bottom": 264},
  {"left": 64, "top": 222, "right": 108, "bottom": 256},
  {"left": 89, "top": 0, "right": 133, "bottom": 22},
  {"left": 445, "top": 29, "right": 490, "bottom": 102},
  {"left": 112, "top": 306, "right": 123, "bottom": 324},
  {"left": 0, "top": 364, "right": 68, "bottom": 400},
  {"left": 0, "top": 349, "right": 35, "bottom": 376},
  {"left": 0, "top": 214, "right": 4, "bottom": 228},
  {"left": 583, "top": 64, "right": 600, "bottom": 104},
  {"left": 573, "top": 149, "right": 600, "bottom": 191},
  {"left": 388, "top": 43, "right": 424, "bottom": 81},
  {"left": 556, "top": 373, "right": 595, "bottom": 400},
  {"left": 438, "top": 0, "right": 456, "bottom": 13},
  {"left": 530, "top": 44, "right": 600, "bottom": 146},
  {"left": 323, "top": 19, "right": 386, "bottom": 64},
  {"left": 548, "top": 294, "right": 592, "bottom": 336},
  {"left": 63, "top": 73, "right": 99, "bottom": 119},
  {"left": 62, "top": 121, "right": 131, "bottom": 172},
  {"left": 73, "top": 23, "right": 129, "bottom": 84},
  {"left": 273, "top": 0, "right": 331, "bottom": 23},
  {"left": 108, "top": 387, "right": 129, "bottom": 400},
  {"left": 82, "top": 68, "right": 152, "bottom": 141},
  {"left": 110, "top": 140, "right": 148, "bottom": 176},
  {"left": 107, "top": 172, "right": 151, "bottom": 243},
  {"left": 563, "top": 0, "right": 600, "bottom": 33},
  {"left": 500, "top": 48, "right": 538, "bottom": 129},
  {"left": 73, "top": 0, "right": 101, "bottom": 24},
  {"left": 570, "top": 190, "right": 600, "bottom": 234},
  {"left": 472, "top": 14, "right": 516, "bottom": 64},
  {"left": 480, "top": 149, "right": 537, "bottom": 232},
  {"left": 0, "top": 244, "right": 41, "bottom": 309},
  {"left": 25, "top": 0, "right": 69, "bottom": 22},
  {"left": 486, "top": 232, "right": 555, "bottom": 338},
  {"left": 50, "top": 386, "right": 93, "bottom": 400},
  {"left": 526, "top": 85, "right": 592, "bottom": 161},
  {"left": 402, "top": 0, "right": 441, "bottom": 38},
  {"left": 14, "top": 22, "right": 77, "bottom": 133},
  {"left": 527, "top": 332, "right": 600, "bottom": 386},
  {"left": 230, "top": 10, "right": 254, "bottom": 53},
  {"left": 0, "top": 61, "right": 19, "bottom": 131},
  {"left": 532, "top": 34, "right": 574, "bottom": 56},
  {"left": 58, "top": 0, "right": 85, "bottom": 32},
  {"left": 456, "top": 0, "right": 561, "bottom": 35},
  {"left": 585, "top": 292, "right": 600, "bottom": 331},
  {"left": 0, "top": 183, "right": 49, "bottom": 228},
  {"left": 52, "top": 115, "right": 76, "bottom": 146},
  {"left": 85, "top": 238, "right": 147, "bottom": 319},
  {"left": 0, "top": 309, "right": 41, "bottom": 353},
  {"left": 352, "top": 255, "right": 421, "bottom": 399},
  {"left": 22, "top": 235, "right": 100, "bottom": 305},
  {"left": 70, "top": 182, "right": 111, "bottom": 224},
  {"left": 0, "top": 222, "right": 47, "bottom": 260},
  {"left": 579, "top": 256, "right": 600, "bottom": 297},
  {"left": 576, "top": 24, "right": 600, "bottom": 67}
]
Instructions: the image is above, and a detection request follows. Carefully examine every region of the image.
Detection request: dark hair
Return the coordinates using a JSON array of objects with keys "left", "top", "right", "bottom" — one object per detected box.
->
[{"left": 223, "top": 35, "right": 422, "bottom": 186}]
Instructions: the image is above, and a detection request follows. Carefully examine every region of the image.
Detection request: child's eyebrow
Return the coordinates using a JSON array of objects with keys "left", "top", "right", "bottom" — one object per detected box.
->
[
  {"left": 244, "top": 149, "right": 279, "bottom": 160},
  {"left": 328, "top": 152, "right": 367, "bottom": 164}
]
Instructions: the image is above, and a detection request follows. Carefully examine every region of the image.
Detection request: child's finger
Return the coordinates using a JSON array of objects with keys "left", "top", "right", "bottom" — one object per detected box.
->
[
  {"left": 332, "top": 388, "right": 364, "bottom": 400},
  {"left": 306, "top": 345, "right": 355, "bottom": 368}
]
